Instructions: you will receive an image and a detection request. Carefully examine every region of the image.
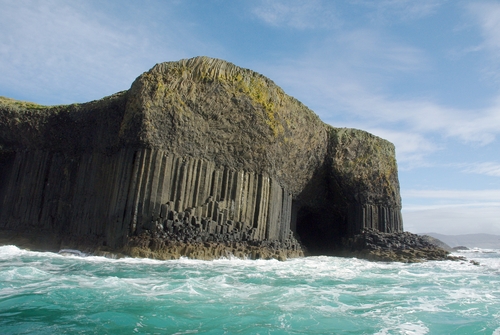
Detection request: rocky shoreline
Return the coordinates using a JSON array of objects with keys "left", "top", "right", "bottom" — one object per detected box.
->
[
  {"left": 0, "top": 228, "right": 304, "bottom": 261},
  {"left": 339, "top": 229, "right": 466, "bottom": 263},
  {"left": 0, "top": 227, "right": 474, "bottom": 264},
  {"left": 123, "top": 236, "right": 303, "bottom": 261}
]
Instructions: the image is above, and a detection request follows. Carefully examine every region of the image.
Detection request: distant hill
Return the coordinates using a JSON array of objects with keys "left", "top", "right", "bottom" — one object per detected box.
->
[{"left": 423, "top": 233, "right": 500, "bottom": 249}]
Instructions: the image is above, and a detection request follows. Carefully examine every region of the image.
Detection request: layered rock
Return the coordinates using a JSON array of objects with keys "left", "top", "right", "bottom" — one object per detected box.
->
[{"left": 0, "top": 56, "right": 403, "bottom": 259}]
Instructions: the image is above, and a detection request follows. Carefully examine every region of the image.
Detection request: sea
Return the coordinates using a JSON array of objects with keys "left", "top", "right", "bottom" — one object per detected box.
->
[{"left": 1, "top": 246, "right": 499, "bottom": 335}]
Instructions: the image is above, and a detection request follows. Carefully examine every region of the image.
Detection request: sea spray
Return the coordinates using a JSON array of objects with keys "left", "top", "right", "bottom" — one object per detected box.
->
[{"left": 1, "top": 246, "right": 499, "bottom": 334}]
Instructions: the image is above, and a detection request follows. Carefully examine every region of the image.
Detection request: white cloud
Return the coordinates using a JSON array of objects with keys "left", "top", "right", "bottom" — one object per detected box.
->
[
  {"left": 257, "top": 29, "right": 429, "bottom": 111},
  {"left": 334, "top": 30, "right": 428, "bottom": 74},
  {"left": 348, "top": 97, "right": 500, "bottom": 146},
  {"left": 252, "top": 0, "right": 339, "bottom": 29},
  {"left": 253, "top": 0, "right": 443, "bottom": 29},
  {"left": 403, "top": 205, "right": 500, "bottom": 235},
  {"left": 1, "top": 1, "right": 139, "bottom": 102},
  {"left": 402, "top": 188, "right": 500, "bottom": 234},
  {"left": 0, "top": 0, "right": 213, "bottom": 104},
  {"left": 403, "top": 189, "right": 500, "bottom": 202},
  {"left": 468, "top": 2, "right": 500, "bottom": 52},
  {"left": 462, "top": 162, "right": 500, "bottom": 177},
  {"left": 353, "top": 0, "right": 444, "bottom": 22},
  {"left": 466, "top": 2, "right": 500, "bottom": 83}
]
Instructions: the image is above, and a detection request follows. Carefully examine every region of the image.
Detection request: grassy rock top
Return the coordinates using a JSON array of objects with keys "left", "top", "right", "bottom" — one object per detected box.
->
[
  {"left": 0, "top": 93, "right": 127, "bottom": 154},
  {"left": 328, "top": 127, "right": 401, "bottom": 208}
]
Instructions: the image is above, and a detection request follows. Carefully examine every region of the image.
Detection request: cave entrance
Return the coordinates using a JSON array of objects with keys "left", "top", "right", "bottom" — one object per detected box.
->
[
  {"left": 295, "top": 206, "right": 335, "bottom": 256},
  {"left": 0, "top": 152, "right": 16, "bottom": 215}
]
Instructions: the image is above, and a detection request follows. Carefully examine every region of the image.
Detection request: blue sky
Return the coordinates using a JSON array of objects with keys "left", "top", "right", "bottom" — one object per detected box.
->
[{"left": 1, "top": 0, "right": 499, "bottom": 235}]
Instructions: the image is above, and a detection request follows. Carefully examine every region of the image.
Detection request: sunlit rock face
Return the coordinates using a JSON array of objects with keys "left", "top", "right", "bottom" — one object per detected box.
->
[{"left": 0, "top": 56, "right": 402, "bottom": 259}]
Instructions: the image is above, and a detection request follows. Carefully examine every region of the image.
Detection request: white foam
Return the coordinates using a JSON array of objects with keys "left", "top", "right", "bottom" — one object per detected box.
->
[
  {"left": 447, "top": 287, "right": 496, "bottom": 303},
  {"left": 1, "top": 266, "right": 50, "bottom": 281},
  {"left": 58, "top": 249, "right": 87, "bottom": 257},
  {"left": 397, "top": 322, "right": 430, "bottom": 335},
  {"left": 1, "top": 248, "right": 500, "bottom": 333},
  {"left": 458, "top": 248, "right": 500, "bottom": 255},
  {"left": 0, "top": 245, "right": 25, "bottom": 258},
  {"left": 376, "top": 321, "right": 429, "bottom": 335}
]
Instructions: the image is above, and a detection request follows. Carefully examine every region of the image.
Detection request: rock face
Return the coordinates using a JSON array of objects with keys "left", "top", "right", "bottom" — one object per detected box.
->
[{"left": 0, "top": 56, "right": 403, "bottom": 259}]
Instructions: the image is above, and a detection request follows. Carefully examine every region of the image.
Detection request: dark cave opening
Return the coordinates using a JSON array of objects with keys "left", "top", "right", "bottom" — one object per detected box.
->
[
  {"left": 295, "top": 206, "right": 340, "bottom": 256},
  {"left": 0, "top": 152, "right": 16, "bottom": 209}
]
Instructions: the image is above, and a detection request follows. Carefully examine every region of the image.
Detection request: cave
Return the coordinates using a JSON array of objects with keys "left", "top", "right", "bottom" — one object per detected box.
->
[
  {"left": 0, "top": 152, "right": 15, "bottom": 208},
  {"left": 294, "top": 206, "right": 341, "bottom": 256}
]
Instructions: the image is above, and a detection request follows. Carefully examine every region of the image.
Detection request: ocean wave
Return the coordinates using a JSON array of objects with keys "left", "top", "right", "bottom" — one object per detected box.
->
[{"left": 2, "top": 246, "right": 500, "bottom": 333}]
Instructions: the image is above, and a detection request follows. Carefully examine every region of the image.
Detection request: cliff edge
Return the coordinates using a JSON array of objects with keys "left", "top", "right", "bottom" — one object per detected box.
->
[{"left": 0, "top": 56, "right": 403, "bottom": 260}]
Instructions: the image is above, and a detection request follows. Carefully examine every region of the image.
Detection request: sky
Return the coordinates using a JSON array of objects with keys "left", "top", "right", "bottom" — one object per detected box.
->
[{"left": 1, "top": 0, "right": 499, "bottom": 236}]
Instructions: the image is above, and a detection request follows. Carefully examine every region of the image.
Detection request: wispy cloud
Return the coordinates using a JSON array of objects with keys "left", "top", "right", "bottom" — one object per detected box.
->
[
  {"left": 352, "top": 0, "right": 444, "bottom": 22},
  {"left": 403, "top": 189, "right": 500, "bottom": 201},
  {"left": 466, "top": 2, "right": 500, "bottom": 82},
  {"left": 467, "top": 2, "right": 500, "bottom": 52},
  {"left": 338, "top": 93, "right": 500, "bottom": 146},
  {"left": 1, "top": 0, "right": 142, "bottom": 102},
  {"left": 0, "top": 0, "right": 214, "bottom": 104},
  {"left": 333, "top": 30, "right": 428, "bottom": 74},
  {"left": 251, "top": 0, "right": 340, "bottom": 29},
  {"left": 403, "top": 205, "right": 500, "bottom": 235},
  {"left": 402, "top": 186, "right": 500, "bottom": 235},
  {"left": 462, "top": 162, "right": 500, "bottom": 177}
]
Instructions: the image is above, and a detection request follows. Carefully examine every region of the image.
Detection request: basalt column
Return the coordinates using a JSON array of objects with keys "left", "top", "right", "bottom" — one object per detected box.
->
[
  {"left": 328, "top": 127, "right": 403, "bottom": 235},
  {"left": 0, "top": 149, "right": 136, "bottom": 248},
  {"left": 0, "top": 148, "right": 296, "bottom": 250},
  {"left": 125, "top": 150, "right": 294, "bottom": 244}
]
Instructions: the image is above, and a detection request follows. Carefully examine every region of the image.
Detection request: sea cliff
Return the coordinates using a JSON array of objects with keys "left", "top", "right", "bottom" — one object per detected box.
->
[{"left": 0, "top": 56, "right": 407, "bottom": 260}]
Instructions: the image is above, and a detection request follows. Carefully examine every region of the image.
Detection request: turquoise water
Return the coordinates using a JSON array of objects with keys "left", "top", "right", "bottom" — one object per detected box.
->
[{"left": 1, "top": 246, "right": 499, "bottom": 334}]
